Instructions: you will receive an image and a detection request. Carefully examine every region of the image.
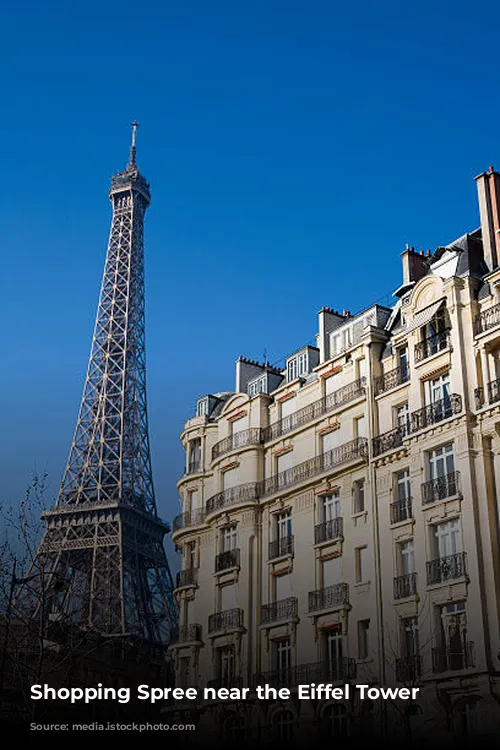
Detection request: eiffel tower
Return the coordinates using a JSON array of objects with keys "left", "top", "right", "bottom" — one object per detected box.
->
[{"left": 23, "top": 125, "right": 177, "bottom": 645}]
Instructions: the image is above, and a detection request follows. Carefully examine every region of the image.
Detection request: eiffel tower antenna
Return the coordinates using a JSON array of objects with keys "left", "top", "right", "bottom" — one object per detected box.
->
[{"left": 21, "top": 126, "right": 178, "bottom": 644}]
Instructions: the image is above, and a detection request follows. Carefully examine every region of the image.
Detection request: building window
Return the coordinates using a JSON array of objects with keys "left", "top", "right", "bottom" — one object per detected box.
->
[
  {"left": 196, "top": 398, "right": 208, "bottom": 417},
  {"left": 273, "top": 710, "right": 295, "bottom": 742},
  {"left": 355, "top": 546, "right": 368, "bottom": 582},
  {"left": 437, "top": 601, "right": 469, "bottom": 670},
  {"left": 187, "top": 438, "right": 202, "bottom": 473},
  {"left": 402, "top": 616, "right": 419, "bottom": 659},
  {"left": 321, "top": 703, "right": 348, "bottom": 737},
  {"left": 396, "top": 403, "right": 410, "bottom": 433},
  {"left": 353, "top": 479, "right": 365, "bottom": 514},
  {"left": 323, "top": 625, "right": 343, "bottom": 677},
  {"left": 355, "top": 415, "right": 366, "bottom": 438},
  {"left": 220, "top": 525, "right": 237, "bottom": 552},
  {"left": 275, "top": 638, "right": 292, "bottom": 675},
  {"left": 358, "top": 620, "right": 370, "bottom": 660},
  {"left": 319, "top": 491, "right": 340, "bottom": 522},
  {"left": 217, "top": 645, "right": 235, "bottom": 686},
  {"left": 426, "top": 372, "right": 450, "bottom": 406},
  {"left": 276, "top": 509, "right": 292, "bottom": 541},
  {"left": 322, "top": 429, "right": 338, "bottom": 454},
  {"left": 185, "top": 541, "right": 197, "bottom": 570},
  {"left": 399, "top": 539, "right": 415, "bottom": 575},
  {"left": 398, "top": 347, "right": 409, "bottom": 379},
  {"left": 428, "top": 443, "right": 455, "bottom": 481},
  {"left": 434, "top": 518, "right": 462, "bottom": 558},
  {"left": 396, "top": 469, "right": 411, "bottom": 502}
]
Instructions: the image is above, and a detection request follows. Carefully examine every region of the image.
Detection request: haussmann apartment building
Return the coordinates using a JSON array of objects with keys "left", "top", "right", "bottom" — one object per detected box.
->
[{"left": 167, "top": 165, "right": 500, "bottom": 745}]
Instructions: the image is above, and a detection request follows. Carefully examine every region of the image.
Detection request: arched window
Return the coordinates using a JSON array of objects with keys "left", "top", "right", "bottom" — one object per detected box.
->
[
  {"left": 321, "top": 703, "right": 348, "bottom": 737},
  {"left": 273, "top": 709, "right": 295, "bottom": 741},
  {"left": 222, "top": 716, "right": 245, "bottom": 742},
  {"left": 456, "top": 697, "right": 487, "bottom": 738}
]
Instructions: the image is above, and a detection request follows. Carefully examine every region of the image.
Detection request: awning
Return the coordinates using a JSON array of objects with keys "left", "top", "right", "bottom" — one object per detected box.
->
[{"left": 404, "top": 299, "right": 445, "bottom": 334}]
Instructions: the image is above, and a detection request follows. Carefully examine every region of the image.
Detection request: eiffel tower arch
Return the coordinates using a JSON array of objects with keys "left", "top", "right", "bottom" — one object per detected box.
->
[{"left": 21, "top": 125, "right": 178, "bottom": 645}]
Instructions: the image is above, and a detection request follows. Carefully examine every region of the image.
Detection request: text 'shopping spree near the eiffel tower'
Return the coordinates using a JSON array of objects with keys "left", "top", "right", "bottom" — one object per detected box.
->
[{"left": 26, "top": 125, "right": 178, "bottom": 644}]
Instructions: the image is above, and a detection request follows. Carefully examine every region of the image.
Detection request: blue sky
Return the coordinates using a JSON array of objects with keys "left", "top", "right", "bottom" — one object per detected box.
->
[{"left": 1, "top": 0, "right": 498, "bottom": 531}]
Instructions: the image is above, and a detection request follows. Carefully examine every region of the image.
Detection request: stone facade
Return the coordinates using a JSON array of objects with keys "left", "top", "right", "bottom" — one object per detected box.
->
[{"left": 167, "top": 166, "right": 500, "bottom": 744}]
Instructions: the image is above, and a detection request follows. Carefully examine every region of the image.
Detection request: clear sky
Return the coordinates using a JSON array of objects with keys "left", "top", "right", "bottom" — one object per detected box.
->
[{"left": 1, "top": 0, "right": 498, "bottom": 535}]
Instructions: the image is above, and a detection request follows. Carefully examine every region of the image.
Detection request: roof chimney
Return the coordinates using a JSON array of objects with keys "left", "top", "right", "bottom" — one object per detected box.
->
[
  {"left": 400, "top": 246, "right": 428, "bottom": 286},
  {"left": 475, "top": 165, "right": 500, "bottom": 272}
]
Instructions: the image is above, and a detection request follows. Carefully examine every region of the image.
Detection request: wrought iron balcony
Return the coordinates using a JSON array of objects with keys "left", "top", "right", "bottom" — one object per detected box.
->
[
  {"left": 432, "top": 641, "right": 475, "bottom": 673},
  {"left": 308, "top": 582, "right": 349, "bottom": 612},
  {"left": 395, "top": 655, "right": 421, "bottom": 683},
  {"left": 206, "top": 482, "right": 258, "bottom": 515},
  {"left": 185, "top": 459, "right": 201, "bottom": 475},
  {"left": 414, "top": 329, "right": 450, "bottom": 363},
  {"left": 422, "top": 471, "right": 460, "bottom": 505},
  {"left": 206, "top": 675, "right": 243, "bottom": 690},
  {"left": 172, "top": 508, "right": 207, "bottom": 532},
  {"left": 314, "top": 517, "right": 343, "bottom": 545},
  {"left": 474, "top": 301, "right": 500, "bottom": 335},
  {"left": 171, "top": 623, "right": 202, "bottom": 644},
  {"left": 215, "top": 548, "right": 240, "bottom": 572},
  {"left": 410, "top": 394, "right": 462, "bottom": 432},
  {"left": 374, "top": 365, "right": 410, "bottom": 396},
  {"left": 212, "top": 428, "right": 263, "bottom": 461},
  {"left": 253, "top": 658, "right": 356, "bottom": 689},
  {"left": 426, "top": 551, "right": 467, "bottom": 585},
  {"left": 372, "top": 424, "right": 408, "bottom": 457},
  {"left": 257, "top": 438, "right": 368, "bottom": 497},
  {"left": 175, "top": 568, "right": 198, "bottom": 588},
  {"left": 261, "top": 378, "right": 366, "bottom": 442},
  {"left": 393, "top": 572, "right": 417, "bottom": 600},
  {"left": 208, "top": 608, "right": 244, "bottom": 634},
  {"left": 260, "top": 596, "right": 298, "bottom": 625},
  {"left": 390, "top": 497, "right": 412, "bottom": 524},
  {"left": 269, "top": 535, "right": 294, "bottom": 560},
  {"left": 488, "top": 377, "right": 500, "bottom": 405}
]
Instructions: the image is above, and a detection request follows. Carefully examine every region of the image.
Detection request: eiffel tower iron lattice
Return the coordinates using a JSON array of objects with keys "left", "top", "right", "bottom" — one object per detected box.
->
[{"left": 21, "top": 125, "right": 178, "bottom": 644}]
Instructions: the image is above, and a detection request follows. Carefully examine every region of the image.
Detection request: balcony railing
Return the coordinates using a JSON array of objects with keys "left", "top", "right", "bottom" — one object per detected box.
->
[
  {"left": 393, "top": 572, "right": 417, "bottom": 600},
  {"left": 206, "top": 676, "right": 243, "bottom": 690},
  {"left": 175, "top": 568, "right": 198, "bottom": 588},
  {"left": 372, "top": 425, "right": 408, "bottom": 457},
  {"left": 426, "top": 552, "right": 467, "bottom": 585},
  {"left": 488, "top": 377, "right": 500, "bottom": 405},
  {"left": 212, "top": 428, "right": 263, "bottom": 461},
  {"left": 261, "top": 596, "right": 298, "bottom": 625},
  {"left": 308, "top": 582, "right": 349, "bottom": 612},
  {"left": 261, "top": 379, "right": 366, "bottom": 443},
  {"left": 390, "top": 497, "right": 412, "bottom": 524},
  {"left": 171, "top": 623, "right": 202, "bottom": 644},
  {"left": 185, "top": 459, "right": 201, "bottom": 475},
  {"left": 374, "top": 365, "right": 410, "bottom": 396},
  {"left": 206, "top": 482, "right": 258, "bottom": 515},
  {"left": 411, "top": 395, "right": 462, "bottom": 432},
  {"left": 253, "top": 658, "right": 357, "bottom": 689},
  {"left": 474, "top": 301, "right": 500, "bottom": 334},
  {"left": 208, "top": 608, "right": 244, "bottom": 634},
  {"left": 414, "top": 330, "right": 450, "bottom": 363},
  {"left": 269, "top": 535, "right": 294, "bottom": 560},
  {"left": 432, "top": 641, "right": 475, "bottom": 673},
  {"left": 422, "top": 471, "right": 460, "bottom": 505},
  {"left": 314, "top": 517, "right": 343, "bottom": 545},
  {"left": 172, "top": 508, "right": 207, "bottom": 532},
  {"left": 395, "top": 655, "right": 421, "bottom": 683},
  {"left": 215, "top": 548, "right": 240, "bottom": 572}
]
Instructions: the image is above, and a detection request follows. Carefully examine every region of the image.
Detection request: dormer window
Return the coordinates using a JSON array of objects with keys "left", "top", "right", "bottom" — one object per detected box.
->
[
  {"left": 286, "top": 347, "right": 319, "bottom": 381},
  {"left": 196, "top": 398, "right": 208, "bottom": 417},
  {"left": 248, "top": 375, "right": 267, "bottom": 397}
]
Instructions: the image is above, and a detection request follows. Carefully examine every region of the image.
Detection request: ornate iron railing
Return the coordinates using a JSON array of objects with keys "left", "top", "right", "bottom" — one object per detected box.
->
[
  {"left": 474, "top": 302, "right": 500, "bottom": 334},
  {"left": 390, "top": 497, "right": 412, "bottom": 524},
  {"left": 253, "top": 658, "right": 357, "bottom": 689},
  {"left": 206, "top": 676, "right": 243, "bottom": 690},
  {"left": 488, "top": 377, "right": 500, "bottom": 404},
  {"left": 422, "top": 471, "right": 460, "bottom": 505},
  {"left": 395, "top": 655, "right": 421, "bottom": 683},
  {"left": 206, "top": 482, "right": 258, "bottom": 515},
  {"left": 175, "top": 568, "right": 198, "bottom": 588},
  {"left": 212, "top": 428, "right": 263, "bottom": 461},
  {"left": 269, "top": 535, "right": 294, "bottom": 560},
  {"left": 172, "top": 507, "right": 207, "bottom": 532},
  {"left": 314, "top": 517, "right": 343, "bottom": 544},
  {"left": 414, "top": 330, "right": 450, "bottom": 362},
  {"left": 261, "top": 379, "right": 366, "bottom": 442},
  {"left": 393, "top": 572, "right": 417, "bottom": 600},
  {"left": 411, "top": 394, "right": 462, "bottom": 432},
  {"left": 374, "top": 365, "right": 409, "bottom": 396},
  {"left": 426, "top": 552, "right": 467, "bottom": 585},
  {"left": 261, "top": 596, "right": 298, "bottom": 624},
  {"left": 215, "top": 549, "right": 240, "bottom": 572},
  {"left": 308, "top": 582, "right": 349, "bottom": 612},
  {"left": 208, "top": 608, "right": 244, "bottom": 634},
  {"left": 432, "top": 641, "right": 475, "bottom": 673},
  {"left": 171, "top": 623, "right": 202, "bottom": 644},
  {"left": 372, "top": 425, "right": 408, "bottom": 457},
  {"left": 475, "top": 386, "right": 484, "bottom": 409}
]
